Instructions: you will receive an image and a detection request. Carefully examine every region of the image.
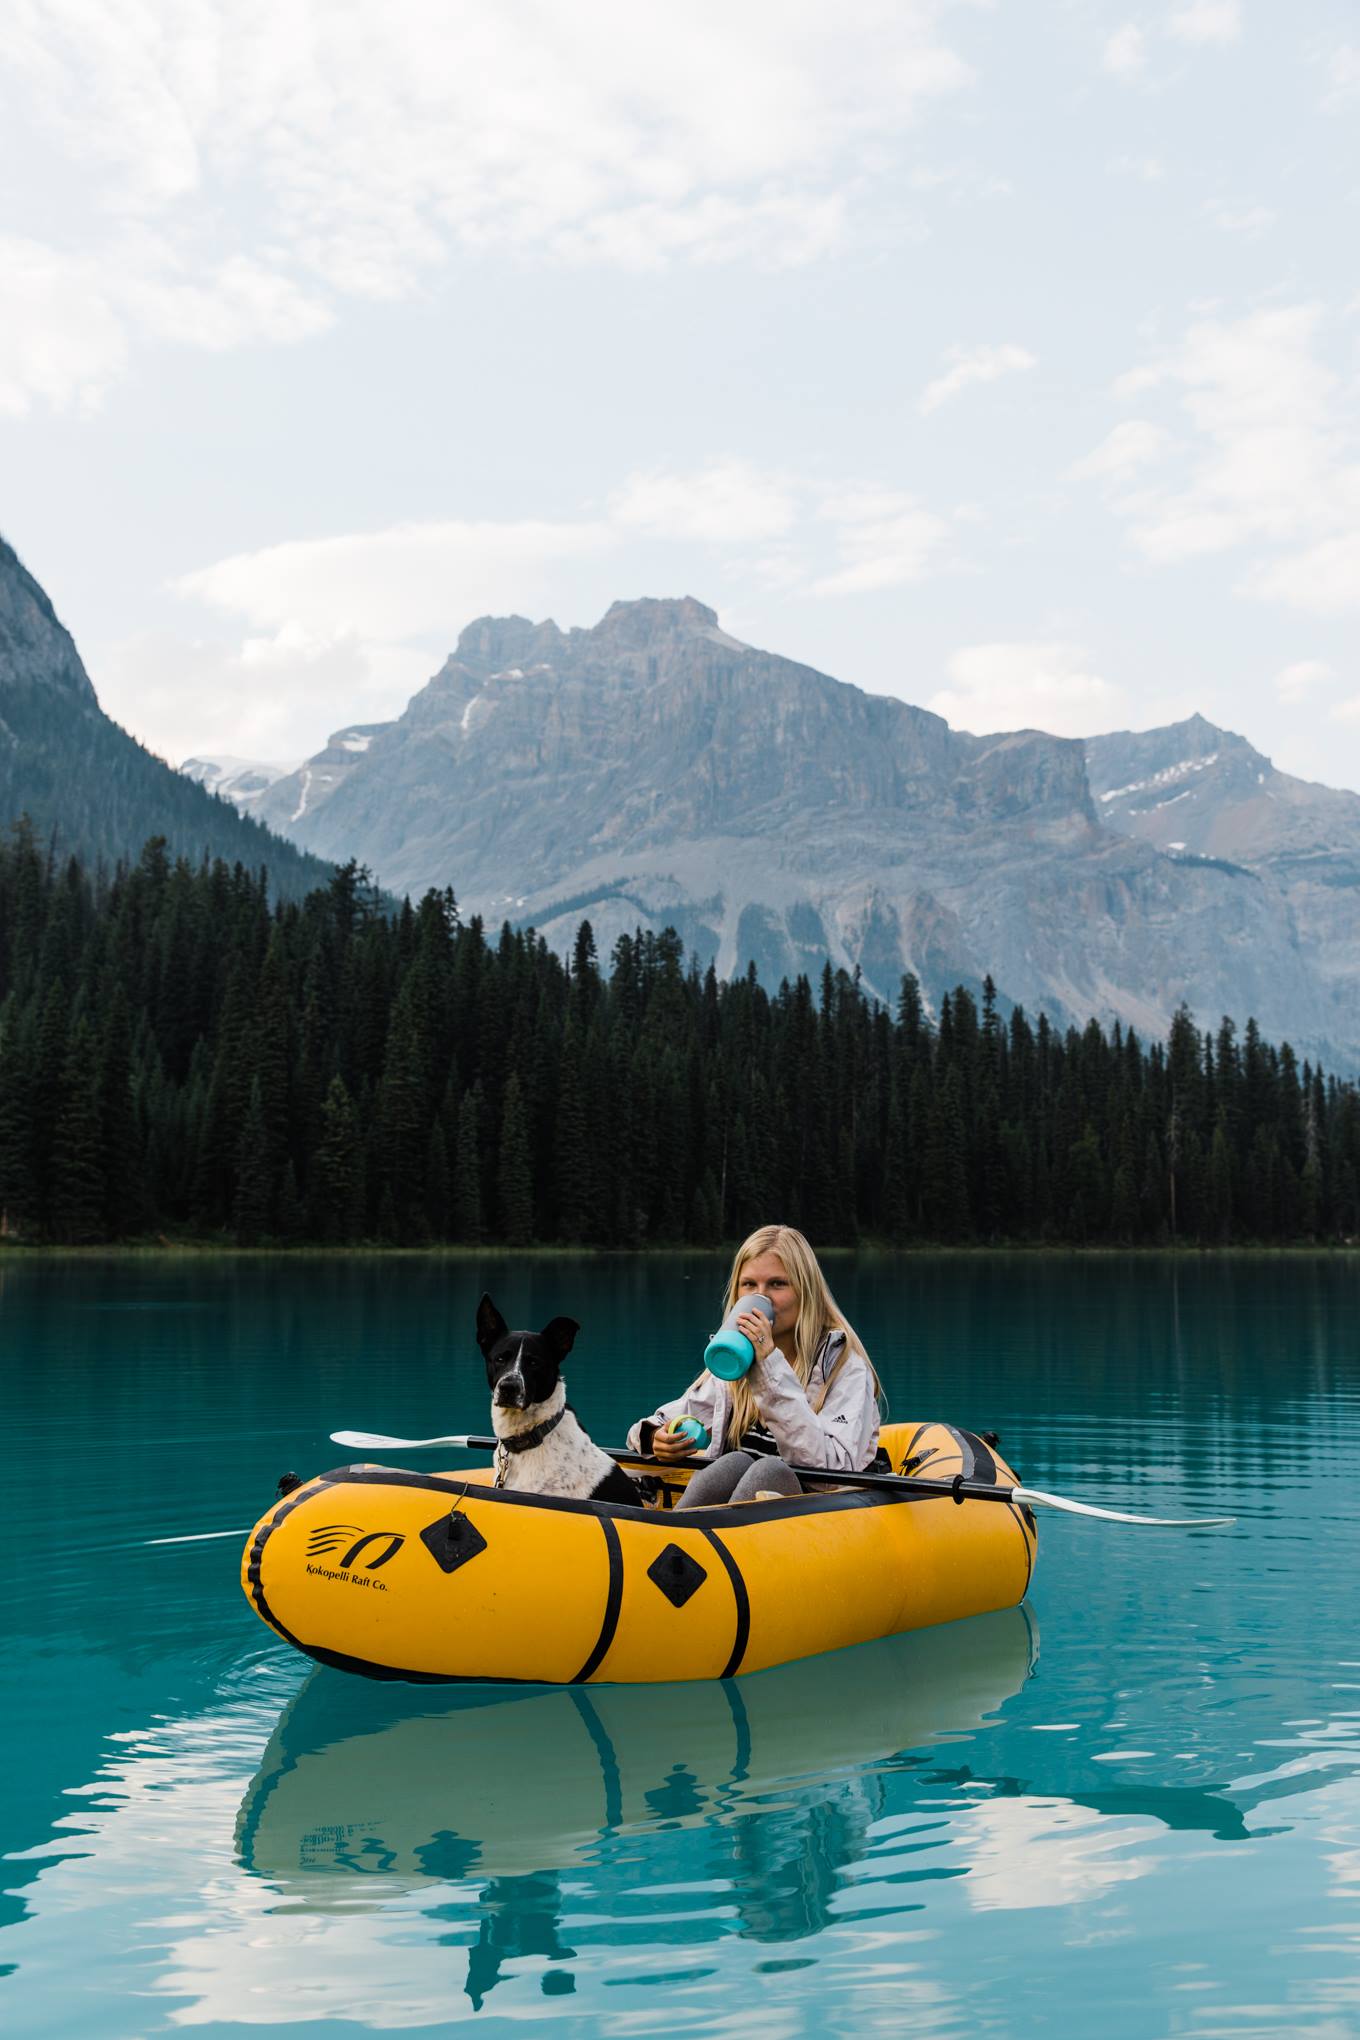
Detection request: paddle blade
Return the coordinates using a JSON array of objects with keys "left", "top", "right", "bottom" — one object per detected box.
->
[
  {"left": 1013, "top": 1484, "right": 1235, "bottom": 1527},
  {"left": 330, "top": 1429, "right": 473, "bottom": 1451}
]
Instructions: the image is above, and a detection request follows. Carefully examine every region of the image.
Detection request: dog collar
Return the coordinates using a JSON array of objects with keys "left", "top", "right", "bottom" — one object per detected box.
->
[{"left": 497, "top": 1403, "right": 569, "bottom": 1455}]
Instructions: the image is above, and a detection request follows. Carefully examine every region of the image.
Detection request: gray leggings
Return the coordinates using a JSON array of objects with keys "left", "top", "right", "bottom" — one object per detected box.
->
[{"left": 676, "top": 1449, "right": 802, "bottom": 1508}]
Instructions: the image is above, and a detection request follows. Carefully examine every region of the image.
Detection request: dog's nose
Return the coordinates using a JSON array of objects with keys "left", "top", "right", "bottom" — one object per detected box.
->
[{"left": 495, "top": 1378, "right": 525, "bottom": 1408}]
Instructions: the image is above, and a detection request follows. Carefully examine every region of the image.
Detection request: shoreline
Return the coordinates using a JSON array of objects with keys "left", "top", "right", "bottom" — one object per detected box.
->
[{"left": 3, "top": 1241, "right": 1358, "bottom": 1262}]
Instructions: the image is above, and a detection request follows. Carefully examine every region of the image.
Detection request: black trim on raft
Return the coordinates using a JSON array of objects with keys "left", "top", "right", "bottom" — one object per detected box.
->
[
  {"left": 963, "top": 1431, "right": 998, "bottom": 1488},
  {"left": 1007, "top": 1500, "right": 1036, "bottom": 1598},
  {"left": 946, "top": 1425, "right": 999, "bottom": 1487},
  {"left": 702, "top": 1529, "right": 751, "bottom": 1679},
  {"left": 297, "top": 1642, "right": 520, "bottom": 1684},
  {"left": 247, "top": 1482, "right": 324, "bottom": 1659},
  {"left": 570, "top": 1514, "right": 624, "bottom": 1683},
  {"left": 313, "top": 1463, "right": 905, "bottom": 1531}
]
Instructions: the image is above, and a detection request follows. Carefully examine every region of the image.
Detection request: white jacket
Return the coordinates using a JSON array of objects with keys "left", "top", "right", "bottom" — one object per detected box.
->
[{"left": 627, "top": 1329, "right": 879, "bottom": 1475}]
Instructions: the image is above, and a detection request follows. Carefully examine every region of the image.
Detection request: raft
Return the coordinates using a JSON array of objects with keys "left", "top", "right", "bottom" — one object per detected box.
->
[{"left": 241, "top": 1422, "right": 1036, "bottom": 1684}]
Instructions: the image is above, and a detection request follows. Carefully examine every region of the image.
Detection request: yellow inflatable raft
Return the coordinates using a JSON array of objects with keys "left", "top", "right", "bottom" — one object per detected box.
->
[{"left": 241, "top": 1423, "right": 1035, "bottom": 1684}]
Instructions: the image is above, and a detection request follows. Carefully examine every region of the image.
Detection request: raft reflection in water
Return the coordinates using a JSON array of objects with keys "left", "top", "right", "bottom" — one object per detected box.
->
[{"left": 238, "top": 1610, "right": 1035, "bottom": 1998}]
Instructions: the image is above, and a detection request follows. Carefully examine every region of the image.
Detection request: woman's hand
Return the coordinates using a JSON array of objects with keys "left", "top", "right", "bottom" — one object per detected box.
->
[
  {"left": 652, "top": 1426, "right": 700, "bottom": 1463},
  {"left": 737, "top": 1308, "right": 776, "bottom": 1362}
]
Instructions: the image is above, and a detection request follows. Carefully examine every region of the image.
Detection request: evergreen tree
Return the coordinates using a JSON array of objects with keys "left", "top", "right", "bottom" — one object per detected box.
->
[
  {"left": 554, "top": 1022, "right": 597, "bottom": 1242},
  {"left": 309, "top": 1076, "right": 362, "bottom": 1243},
  {"left": 0, "top": 1000, "right": 37, "bottom": 1235},
  {"left": 452, "top": 1086, "right": 484, "bottom": 1244},
  {"left": 96, "top": 984, "right": 145, "bottom": 1236},
  {"left": 49, "top": 1018, "right": 106, "bottom": 1243},
  {"left": 425, "top": 1119, "right": 450, "bottom": 1240},
  {"left": 496, "top": 1073, "right": 534, "bottom": 1245},
  {"left": 232, "top": 1077, "right": 272, "bottom": 1244}
]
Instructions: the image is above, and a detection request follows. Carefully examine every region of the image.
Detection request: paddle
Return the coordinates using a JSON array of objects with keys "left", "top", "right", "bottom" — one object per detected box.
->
[{"left": 328, "top": 1430, "right": 1235, "bottom": 1527}]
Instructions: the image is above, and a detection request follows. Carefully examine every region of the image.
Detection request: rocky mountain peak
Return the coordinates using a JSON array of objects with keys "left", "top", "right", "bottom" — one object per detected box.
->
[
  {"left": 453, "top": 613, "right": 566, "bottom": 675},
  {"left": 588, "top": 595, "right": 723, "bottom": 651},
  {"left": 0, "top": 534, "right": 99, "bottom": 707},
  {"left": 1085, "top": 715, "right": 1270, "bottom": 828}
]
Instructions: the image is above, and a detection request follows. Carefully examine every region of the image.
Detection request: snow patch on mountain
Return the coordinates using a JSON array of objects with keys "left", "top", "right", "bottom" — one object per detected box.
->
[
  {"left": 1098, "top": 753, "right": 1219, "bottom": 804},
  {"left": 180, "top": 754, "right": 292, "bottom": 810}
]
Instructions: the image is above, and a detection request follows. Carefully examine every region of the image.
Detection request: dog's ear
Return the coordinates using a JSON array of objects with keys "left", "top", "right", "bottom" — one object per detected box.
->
[
  {"left": 476, "top": 1293, "right": 508, "bottom": 1355},
  {"left": 540, "top": 1316, "right": 580, "bottom": 1362}
]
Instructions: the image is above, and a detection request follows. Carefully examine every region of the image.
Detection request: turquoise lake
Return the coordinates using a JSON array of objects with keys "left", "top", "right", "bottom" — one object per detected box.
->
[{"left": 2, "top": 1253, "right": 1358, "bottom": 2037}]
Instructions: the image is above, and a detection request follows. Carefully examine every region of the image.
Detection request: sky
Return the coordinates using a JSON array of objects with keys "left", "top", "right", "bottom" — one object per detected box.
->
[{"left": 2, "top": 1, "right": 1358, "bottom": 787}]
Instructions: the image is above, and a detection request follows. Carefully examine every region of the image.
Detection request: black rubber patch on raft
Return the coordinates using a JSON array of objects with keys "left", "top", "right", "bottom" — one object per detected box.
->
[
  {"left": 421, "top": 1510, "right": 489, "bottom": 1575},
  {"left": 647, "top": 1543, "right": 708, "bottom": 1608}
]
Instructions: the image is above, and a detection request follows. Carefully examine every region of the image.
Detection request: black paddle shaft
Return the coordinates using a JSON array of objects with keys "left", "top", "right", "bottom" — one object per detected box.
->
[{"left": 457, "top": 1435, "right": 1016, "bottom": 1508}]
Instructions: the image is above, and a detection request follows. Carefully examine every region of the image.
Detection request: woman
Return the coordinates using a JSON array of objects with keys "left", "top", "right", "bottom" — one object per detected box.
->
[{"left": 627, "top": 1224, "right": 880, "bottom": 1506}]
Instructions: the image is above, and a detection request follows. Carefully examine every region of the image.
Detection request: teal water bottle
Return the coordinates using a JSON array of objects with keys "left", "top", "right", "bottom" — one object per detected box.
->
[
  {"left": 703, "top": 1294, "right": 776, "bottom": 1381},
  {"left": 663, "top": 1415, "right": 711, "bottom": 1451}
]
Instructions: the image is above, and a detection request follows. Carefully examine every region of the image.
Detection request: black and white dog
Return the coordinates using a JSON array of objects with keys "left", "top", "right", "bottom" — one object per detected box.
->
[{"left": 476, "top": 1293, "right": 640, "bottom": 1505}]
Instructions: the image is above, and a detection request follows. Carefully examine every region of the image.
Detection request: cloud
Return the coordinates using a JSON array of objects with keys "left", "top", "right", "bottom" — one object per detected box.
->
[
  {"left": 176, "top": 518, "right": 616, "bottom": 640},
  {"left": 1069, "top": 421, "right": 1173, "bottom": 481},
  {"left": 610, "top": 461, "right": 798, "bottom": 542},
  {"left": 1075, "top": 304, "right": 1360, "bottom": 613},
  {"left": 0, "top": 238, "right": 127, "bottom": 416},
  {"left": 0, "top": 0, "right": 973, "bottom": 412},
  {"left": 920, "top": 343, "right": 1036, "bottom": 415},
  {"left": 1256, "top": 533, "right": 1360, "bottom": 618},
  {"left": 1109, "top": 154, "right": 1166, "bottom": 181},
  {"left": 97, "top": 627, "right": 427, "bottom": 766},
  {"left": 928, "top": 642, "right": 1125, "bottom": 736},
  {"left": 0, "top": 230, "right": 332, "bottom": 418},
  {"left": 1202, "top": 199, "right": 1277, "bottom": 238},
  {"left": 1103, "top": 25, "right": 1148, "bottom": 78},
  {"left": 1275, "top": 659, "right": 1335, "bottom": 701},
  {"left": 812, "top": 489, "right": 955, "bottom": 594},
  {"left": 1323, "top": 46, "right": 1360, "bottom": 111},
  {"left": 1166, "top": 2, "right": 1242, "bottom": 46}
]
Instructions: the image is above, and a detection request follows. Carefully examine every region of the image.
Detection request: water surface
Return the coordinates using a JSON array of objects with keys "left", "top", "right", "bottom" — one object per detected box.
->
[{"left": 2, "top": 1254, "right": 1358, "bottom": 2036}]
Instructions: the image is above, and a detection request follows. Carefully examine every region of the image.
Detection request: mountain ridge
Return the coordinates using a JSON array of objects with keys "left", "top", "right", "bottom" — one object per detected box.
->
[
  {"left": 0, "top": 534, "right": 334, "bottom": 897},
  {"left": 243, "top": 594, "right": 1355, "bottom": 1066}
]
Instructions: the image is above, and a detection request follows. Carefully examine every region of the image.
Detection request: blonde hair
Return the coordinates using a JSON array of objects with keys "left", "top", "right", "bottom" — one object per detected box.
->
[{"left": 717, "top": 1224, "right": 879, "bottom": 1450}]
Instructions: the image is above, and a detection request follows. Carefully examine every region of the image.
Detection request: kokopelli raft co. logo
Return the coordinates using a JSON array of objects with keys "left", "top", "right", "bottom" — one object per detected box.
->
[{"left": 305, "top": 1524, "right": 406, "bottom": 1577}]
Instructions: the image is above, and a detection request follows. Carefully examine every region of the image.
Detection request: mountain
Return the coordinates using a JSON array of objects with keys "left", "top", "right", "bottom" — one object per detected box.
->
[
  {"left": 0, "top": 535, "right": 334, "bottom": 896},
  {"left": 250, "top": 722, "right": 393, "bottom": 828},
  {"left": 1087, "top": 714, "right": 1360, "bottom": 1059},
  {"left": 250, "top": 595, "right": 1358, "bottom": 1066},
  {"left": 180, "top": 754, "right": 292, "bottom": 809},
  {"left": 1086, "top": 713, "right": 1360, "bottom": 870}
]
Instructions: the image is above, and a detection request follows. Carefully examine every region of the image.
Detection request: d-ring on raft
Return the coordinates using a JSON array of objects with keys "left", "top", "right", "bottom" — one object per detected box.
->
[{"left": 241, "top": 1422, "right": 1037, "bottom": 1684}]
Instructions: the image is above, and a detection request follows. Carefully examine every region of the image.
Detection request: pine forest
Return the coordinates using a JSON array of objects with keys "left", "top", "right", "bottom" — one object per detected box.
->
[{"left": 1, "top": 823, "right": 1356, "bottom": 1250}]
